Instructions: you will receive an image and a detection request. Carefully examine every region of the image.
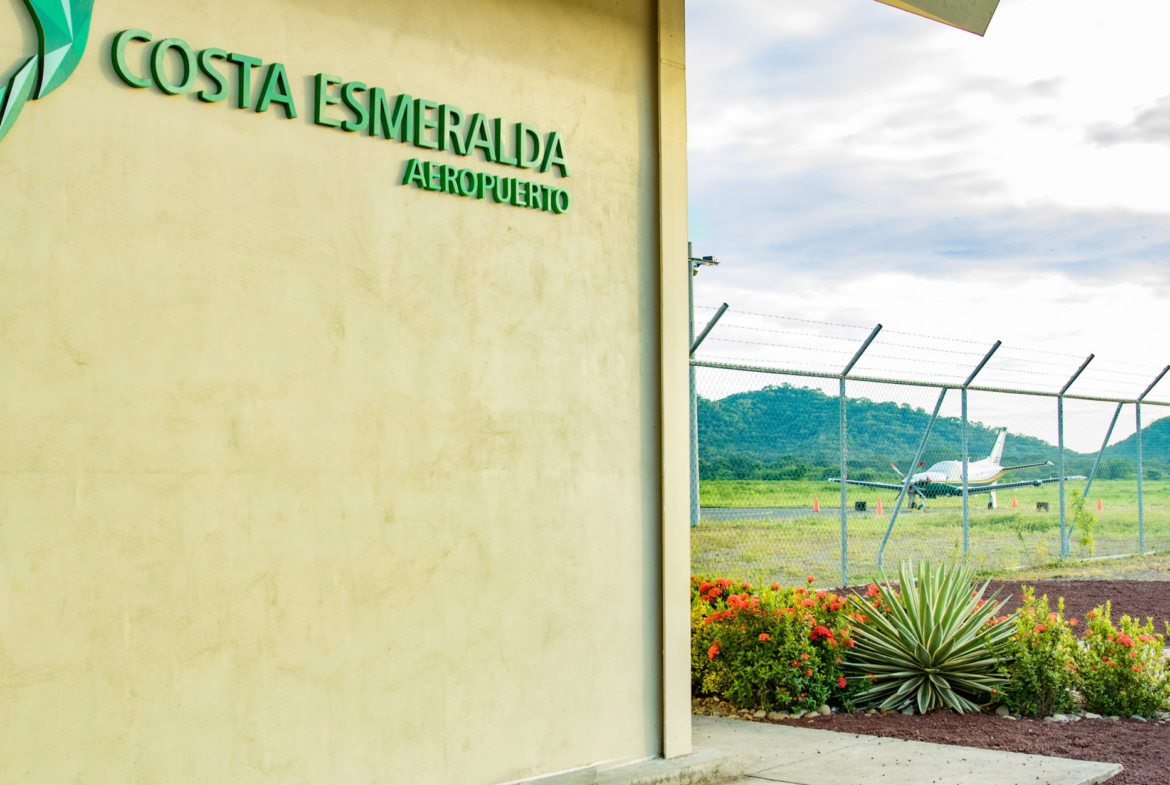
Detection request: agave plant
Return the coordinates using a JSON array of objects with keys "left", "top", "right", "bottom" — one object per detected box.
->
[{"left": 847, "top": 561, "right": 1015, "bottom": 714}]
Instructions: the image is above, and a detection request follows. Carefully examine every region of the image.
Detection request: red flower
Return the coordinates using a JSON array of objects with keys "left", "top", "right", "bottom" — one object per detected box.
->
[
  {"left": 708, "top": 587, "right": 723, "bottom": 598},
  {"left": 1087, "top": 610, "right": 1096, "bottom": 618},
  {"left": 815, "top": 590, "right": 828, "bottom": 600},
  {"left": 837, "top": 676, "right": 847, "bottom": 689},
  {"left": 845, "top": 639, "right": 855, "bottom": 648},
  {"left": 1070, "top": 619, "right": 1078, "bottom": 626},
  {"left": 1137, "top": 634, "right": 1156, "bottom": 643},
  {"left": 805, "top": 669, "right": 813, "bottom": 677},
  {"left": 829, "top": 602, "right": 841, "bottom": 611},
  {"left": 759, "top": 633, "right": 771, "bottom": 642},
  {"left": 976, "top": 600, "right": 985, "bottom": 608},
  {"left": 699, "top": 582, "right": 712, "bottom": 593},
  {"left": 770, "top": 583, "right": 781, "bottom": 591},
  {"left": 795, "top": 588, "right": 808, "bottom": 597},
  {"left": 810, "top": 625, "right": 835, "bottom": 643},
  {"left": 707, "top": 642, "right": 720, "bottom": 661},
  {"left": 741, "top": 582, "right": 752, "bottom": 590},
  {"left": 1047, "top": 612, "right": 1058, "bottom": 622},
  {"left": 807, "top": 576, "right": 816, "bottom": 583},
  {"left": 1033, "top": 624, "right": 1046, "bottom": 634},
  {"left": 865, "top": 584, "right": 880, "bottom": 597},
  {"left": 1117, "top": 634, "right": 1135, "bottom": 648},
  {"left": 1133, "top": 665, "right": 1144, "bottom": 672},
  {"left": 801, "top": 598, "right": 816, "bottom": 607}
]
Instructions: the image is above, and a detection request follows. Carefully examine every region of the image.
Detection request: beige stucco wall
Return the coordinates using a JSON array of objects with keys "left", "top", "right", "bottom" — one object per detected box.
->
[{"left": 0, "top": 0, "right": 688, "bottom": 782}]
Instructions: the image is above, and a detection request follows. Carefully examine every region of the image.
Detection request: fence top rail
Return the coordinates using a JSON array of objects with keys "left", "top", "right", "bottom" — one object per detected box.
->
[{"left": 691, "top": 360, "right": 1170, "bottom": 407}]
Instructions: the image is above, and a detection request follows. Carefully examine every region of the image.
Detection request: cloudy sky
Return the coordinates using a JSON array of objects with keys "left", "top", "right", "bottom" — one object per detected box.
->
[{"left": 686, "top": 0, "right": 1170, "bottom": 450}]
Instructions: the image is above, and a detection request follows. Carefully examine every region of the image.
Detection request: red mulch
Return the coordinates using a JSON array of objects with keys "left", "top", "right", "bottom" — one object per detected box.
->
[
  {"left": 814, "top": 579, "right": 1170, "bottom": 784},
  {"left": 770, "top": 711, "right": 1167, "bottom": 785}
]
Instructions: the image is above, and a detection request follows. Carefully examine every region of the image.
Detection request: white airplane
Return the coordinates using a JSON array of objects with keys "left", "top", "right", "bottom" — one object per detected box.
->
[{"left": 830, "top": 430, "right": 1083, "bottom": 509}]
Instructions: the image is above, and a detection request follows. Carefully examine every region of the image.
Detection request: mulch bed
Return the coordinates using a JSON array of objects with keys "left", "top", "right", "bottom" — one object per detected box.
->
[
  {"left": 807, "top": 579, "right": 1170, "bottom": 784},
  {"left": 767, "top": 711, "right": 1168, "bottom": 785},
  {"left": 985, "top": 580, "right": 1170, "bottom": 630}
]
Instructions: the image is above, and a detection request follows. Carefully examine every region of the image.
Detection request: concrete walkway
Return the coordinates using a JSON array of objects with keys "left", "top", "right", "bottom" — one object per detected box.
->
[{"left": 694, "top": 716, "right": 1121, "bottom": 785}]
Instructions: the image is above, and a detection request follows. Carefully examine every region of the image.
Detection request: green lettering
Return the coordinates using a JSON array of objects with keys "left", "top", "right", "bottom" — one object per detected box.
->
[
  {"left": 441, "top": 165, "right": 460, "bottom": 194},
  {"left": 439, "top": 105, "right": 468, "bottom": 154},
  {"left": 457, "top": 169, "right": 477, "bottom": 197},
  {"left": 423, "top": 160, "right": 442, "bottom": 191},
  {"left": 552, "top": 189, "right": 571, "bottom": 214},
  {"left": 369, "top": 90, "right": 413, "bottom": 142},
  {"left": 464, "top": 113, "right": 496, "bottom": 162},
  {"left": 516, "top": 124, "right": 542, "bottom": 169},
  {"left": 540, "top": 132, "right": 570, "bottom": 177},
  {"left": 494, "top": 119, "right": 518, "bottom": 166},
  {"left": 414, "top": 99, "right": 439, "bottom": 149},
  {"left": 402, "top": 158, "right": 426, "bottom": 188},
  {"left": 511, "top": 180, "right": 526, "bottom": 207},
  {"left": 527, "top": 182, "right": 542, "bottom": 209},
  {"left": 150, "top": 38, "right": 197, "bottom": 95},
  {"left": 256, "top": 63, "right": 297, "bottom": 118},
  {"left": 341, "top": 82, "right": 368, "bottom": 132},
  {"left": 314, "top": 73, "right": 342, "bottom": 127},
  {"left": 541, "top": 185, "right": 552, "bottom": 211},
  {"left": 111, "top": 29, "right": 152, "bottom": 89},
  {"left": 477, "top": 172, "right": 497, "bottom": 199},
  {"left": 492, "top": 176, "right": 512, "bottom": 203},
  {"left": 197, "top": 48, "right": 229, "bottom": 102},
  {"left": 227, "top": 53, "right": 263, "bottom": 109}
]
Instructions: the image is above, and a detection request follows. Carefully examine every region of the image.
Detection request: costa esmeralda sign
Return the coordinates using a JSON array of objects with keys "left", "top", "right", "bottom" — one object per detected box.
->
[{"left": 1, "top": 12, "right": 572, "bottom": 215}]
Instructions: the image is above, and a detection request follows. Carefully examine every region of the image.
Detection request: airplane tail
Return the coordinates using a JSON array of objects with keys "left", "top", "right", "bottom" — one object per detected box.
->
[{"left": 988, "top": 429, "right": 1007, "bottom": 464}]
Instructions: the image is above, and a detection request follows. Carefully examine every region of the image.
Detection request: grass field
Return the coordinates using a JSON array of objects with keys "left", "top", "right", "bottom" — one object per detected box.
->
[{"left": 693, "top": 479, "right": 1170, "bottom": 586}]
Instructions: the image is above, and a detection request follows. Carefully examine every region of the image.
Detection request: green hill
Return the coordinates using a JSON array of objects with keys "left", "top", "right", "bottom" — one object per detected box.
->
[{"left": 698, "top": 384, "right": 1167, "bottom": 482}]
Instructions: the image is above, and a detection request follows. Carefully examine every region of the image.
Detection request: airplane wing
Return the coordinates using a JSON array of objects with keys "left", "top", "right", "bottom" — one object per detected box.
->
[
  {"left": 960, "top": 476, "right": 1085, "bottom": 494},
  {"left": 1000, "top": 461, "right": 1054, "bottom": 473},
  {"left": 827, "top": 478, "right": 906, "bottom": 492}
]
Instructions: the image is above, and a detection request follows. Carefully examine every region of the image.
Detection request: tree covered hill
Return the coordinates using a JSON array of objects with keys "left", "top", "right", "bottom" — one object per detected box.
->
[
  {"left": 698, "top": 384, "right": 1165, "bottom": 482},
  {"left": 1105, "top": 414, "right": 1170, "bottom": 464}
]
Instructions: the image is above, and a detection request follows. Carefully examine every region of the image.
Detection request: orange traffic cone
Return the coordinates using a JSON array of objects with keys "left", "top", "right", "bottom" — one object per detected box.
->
[
  {"left": 813, "top": 498, "right": 821, "bottom": 512},
  {"left": 1011, "top": 495, "right": 1018, "bottom": 508},
  {"left": 876, "top": 499, "right": 883, "bottom": 515},
  {"left": 1098, "top": 498, "right": 1104, "bottom": 511}
]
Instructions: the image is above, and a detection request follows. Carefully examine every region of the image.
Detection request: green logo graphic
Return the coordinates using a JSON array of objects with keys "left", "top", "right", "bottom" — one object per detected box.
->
[{"left": 0, "top": 0, "right": 94, "bottom": 143}]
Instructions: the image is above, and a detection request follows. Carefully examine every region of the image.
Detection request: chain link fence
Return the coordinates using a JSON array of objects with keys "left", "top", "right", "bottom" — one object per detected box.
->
[{"left": 689, "top": 311, "right": 1170, "bottom": 588}]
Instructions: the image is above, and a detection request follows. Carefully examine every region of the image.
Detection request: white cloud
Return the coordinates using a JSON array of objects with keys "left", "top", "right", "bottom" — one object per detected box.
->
[{"left": 686, "top": 0, "right": 1170, "bottom": 449}]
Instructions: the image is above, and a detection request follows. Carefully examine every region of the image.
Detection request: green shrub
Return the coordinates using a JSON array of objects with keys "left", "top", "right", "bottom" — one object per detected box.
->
[
  {"left": 1000, "top": 587, "right": 1077, "bottom": 718},
  {"left": 846, "top": 561, "right": 1015, "bottom": 714},
  {"left": 1076, "top": 602, "right": 1170, "bottom": 718},
  {"left": 691, "top": 575, "right": 856, "bottom": 713}
]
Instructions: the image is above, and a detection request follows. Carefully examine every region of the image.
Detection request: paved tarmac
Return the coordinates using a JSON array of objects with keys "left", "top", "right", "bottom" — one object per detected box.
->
[{"left": 693, "top": 715, "right": 1121, "bottom": 785}]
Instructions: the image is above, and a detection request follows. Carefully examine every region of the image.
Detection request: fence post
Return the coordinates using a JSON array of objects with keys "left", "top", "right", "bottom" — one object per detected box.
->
[
  {"left": 839, "top": 325, "right": 882, "bottom": 587},
  {"left": 1136, "top": 366, "right": 1170, "bottom": 553},
  {"left": 1137, "top": 402, "right": 1144, "bottom": 553},
  {"left": 687, "top": 246, "right": 720, "bottom": 529},
  {"left": 961, "top": 342, "right": 1001, "bottom": 561},
  {"left": 1058, "top": 356, "right": 1094, "bottom": 558}
]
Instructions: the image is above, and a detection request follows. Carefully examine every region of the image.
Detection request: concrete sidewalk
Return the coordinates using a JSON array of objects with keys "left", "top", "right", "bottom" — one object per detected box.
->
[{"left": 693, "top": 716, "right": 1121, "bottom": 785}]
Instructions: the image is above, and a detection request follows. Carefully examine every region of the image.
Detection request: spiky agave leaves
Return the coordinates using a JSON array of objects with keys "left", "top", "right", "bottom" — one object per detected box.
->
[{"left": 847, "top": 561, "right": 1015, "bottom": 714}]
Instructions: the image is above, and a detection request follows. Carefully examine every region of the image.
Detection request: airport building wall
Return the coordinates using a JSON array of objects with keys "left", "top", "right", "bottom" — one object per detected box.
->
[{"left": 0, "top": 0, "right": 691, "bottom": 782}]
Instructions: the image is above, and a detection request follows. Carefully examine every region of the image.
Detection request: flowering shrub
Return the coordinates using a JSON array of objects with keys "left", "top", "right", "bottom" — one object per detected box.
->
[
  {"left": 1076, "top": 602, "right": 1170, "bottom": 718},
  {"left": 999, "top": 588, "right": 1077, "bottom": 718},
  {"left": 691, "top": 576, "right": 856, "bottom": 713}
]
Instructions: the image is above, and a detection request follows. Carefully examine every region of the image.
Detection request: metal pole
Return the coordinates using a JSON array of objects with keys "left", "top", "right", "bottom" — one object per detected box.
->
[
  {"left": 691, "top": 304, "right": 728, "bottom": 355},
  {"left": 962, "top": 388, "right": 969, "bottom": 559},
  {"left": 1134, "top": 366, "right": 1168, "bottom": 553},
  {"left": 1137, "top": 402, "right": 1144, "bottom": 552},
  {"left": 1057, "top": 355, "right": 1094, "bottom": 557},
  {"left": 1059, "top": 398, "right": 1066, "bottom": 557},
  {"left": 1069, "top": 402, "right": 1123, "bottom": 551},
  {"left": 688, "top": 244, "right": 698, "bottom": 530},
  {"left": 878, "top": 388, "right": 948, "bottom": 572},
  {"left": 839, "top": 324, "right": 882, "bottom": 588},
  {"left": 960, "top": 342, "right": 1000, "bottom": 561}
]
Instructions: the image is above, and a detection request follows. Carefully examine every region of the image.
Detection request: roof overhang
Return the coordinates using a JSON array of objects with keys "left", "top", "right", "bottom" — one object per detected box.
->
[{"left": 874, "top": 0, "right": 1001, "bottom": 36}]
